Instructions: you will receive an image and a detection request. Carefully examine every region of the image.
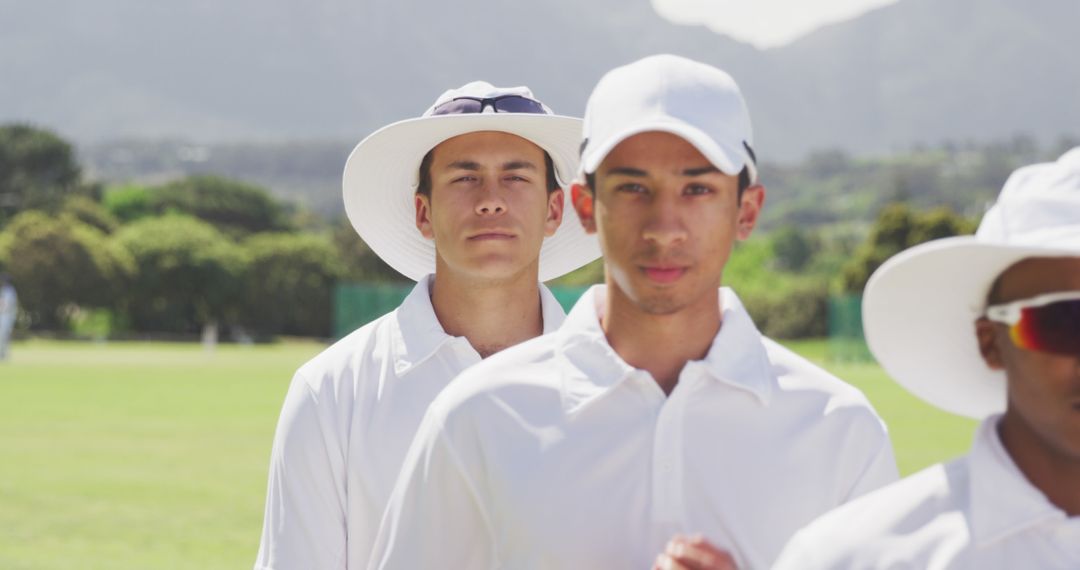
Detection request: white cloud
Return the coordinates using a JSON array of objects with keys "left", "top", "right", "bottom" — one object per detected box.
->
[{"left": 651, "top": 0, "right": 900, "bottom": 49}]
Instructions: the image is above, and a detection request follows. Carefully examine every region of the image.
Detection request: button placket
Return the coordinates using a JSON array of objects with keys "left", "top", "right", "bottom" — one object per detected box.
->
[{"left": 651, "top": 372, "right": 692, "bottom": 529}]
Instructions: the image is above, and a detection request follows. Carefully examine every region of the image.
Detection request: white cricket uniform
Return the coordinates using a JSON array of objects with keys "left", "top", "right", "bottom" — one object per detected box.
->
[
  {"left": 0, "top": 283, "right": 16, "bottom": 359},
  {"left": 370, "top": 286, "right": 899, "bottom": 570},
  {"left": 774, "top": 415, "right": 1080, "bottom": 570},
  {"left": 254, "top": 275, "right": 567, "bottom": 570}
]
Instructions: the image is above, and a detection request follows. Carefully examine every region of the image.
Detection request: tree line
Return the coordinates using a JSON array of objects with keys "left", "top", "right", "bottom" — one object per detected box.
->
[
  {"left": 0, "top": 124, "right": 405, "bottom": 339},
  {"left": 1, "top": 123, "right": 1007, "bottom": 341}
]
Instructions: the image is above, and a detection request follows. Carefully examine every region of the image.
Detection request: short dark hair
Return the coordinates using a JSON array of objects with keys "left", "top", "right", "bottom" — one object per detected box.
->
[
  {"left": 985, "top": 274, "right": 1005, "bottom": 306},
  {"left": 416, "top": 149, "right": 559, "bottom": 197},
  {"left": 584, "top": 166, "right": 753, "bottom": 200}
]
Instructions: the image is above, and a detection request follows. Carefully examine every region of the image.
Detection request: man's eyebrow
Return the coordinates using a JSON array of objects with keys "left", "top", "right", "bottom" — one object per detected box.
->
[
  {"left": 605, "top": 167, "right": 648, "bottom": 177},
  {"left": 445, "top": 160, "right": 481, "bottom": 171},
  {"left": 502, "top": 161, "right": 538, "bottom": 171},
  {"left": 682, "top": 166, "right": 720, "bottom": 177}
]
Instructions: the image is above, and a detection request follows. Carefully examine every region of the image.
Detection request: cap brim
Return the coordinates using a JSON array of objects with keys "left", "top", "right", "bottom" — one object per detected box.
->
[
  {"left": 580, "top": 119, "right": 757, "bottom": 182},
  {"left": 343, "top": 114, "right": 601, "bottom": 282},
  {"left": 863, "top": 237, "right": 1080, "bottom": 418}
]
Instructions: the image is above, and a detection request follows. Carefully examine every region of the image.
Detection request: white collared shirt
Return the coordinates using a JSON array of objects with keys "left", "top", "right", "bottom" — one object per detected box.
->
[
  {"left": 774, "top": 415, "right": 1080, "bottom": 570},
  {"left": 369, "top": 286, "right": 898, "bottom": 570},
  {"left": 254, "top": 275, "right": 566, "bottom": 570}
]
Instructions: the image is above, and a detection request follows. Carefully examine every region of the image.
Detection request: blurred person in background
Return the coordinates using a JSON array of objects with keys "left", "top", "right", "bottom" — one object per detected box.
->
[{"left": 0, "top": 273, "right": 16, "bottom": 361}]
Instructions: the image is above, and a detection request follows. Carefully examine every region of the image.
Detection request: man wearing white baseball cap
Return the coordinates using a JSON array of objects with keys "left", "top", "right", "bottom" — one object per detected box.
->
[
  {"left": 774, "top": 148, "right": 1080, "bottom": 569},
  {"left": 254, "top": 81, "right": 599, "bottom": 570},
  {"left": 369, "top": 55, "right": 897, "bottom": 570}
]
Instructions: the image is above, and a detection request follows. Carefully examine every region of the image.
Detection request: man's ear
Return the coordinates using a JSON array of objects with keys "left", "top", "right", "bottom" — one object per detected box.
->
[
  {"left": 544, "top": 188, "right": 565, "bottom": 237},
  {"left": 415, "top": 193, "right": 434, "bottom": 240},
  {"left": 975, "top": 318, "right": 1005, "bottom": 370},
  {"left": 571, "top": 183, "right": 596, "bottom": 234},
  {"left": 736, "top": 184, "right": 765, "bottom": 241}
]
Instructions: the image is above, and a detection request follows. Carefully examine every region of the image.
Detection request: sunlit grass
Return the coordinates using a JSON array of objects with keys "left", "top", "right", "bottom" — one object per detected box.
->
[
  {"left": 0, "top": 340, "right": 324, "bottom": 570},
  {"left": 0, "top": 338, "right": 976, "bottom": 569},
  {"left": 783, "top": 339, "right": 977, "bottom": 475}
]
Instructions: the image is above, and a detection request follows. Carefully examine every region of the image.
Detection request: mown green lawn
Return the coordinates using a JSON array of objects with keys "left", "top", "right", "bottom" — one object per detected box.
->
[
  {"left": 784, "top": 340, "right": 978, "bottom": 475},
  {"left": 0, "top": 340, "right": 323, "bottom": 570},
  {"left": 0, "top": 339, "right": 977, "bottom": 569}
]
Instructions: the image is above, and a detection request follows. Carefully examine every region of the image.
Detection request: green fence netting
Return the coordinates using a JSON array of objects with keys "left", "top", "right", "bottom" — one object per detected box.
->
[
  {"left": 334, "top": 283, "right": 591, "bottom": 339},
  {"left": 827, "top": 294, "right": 872, "bottom": 362},
  {"left": 337, "top": 285, "right": 875, "bottom": 365}
]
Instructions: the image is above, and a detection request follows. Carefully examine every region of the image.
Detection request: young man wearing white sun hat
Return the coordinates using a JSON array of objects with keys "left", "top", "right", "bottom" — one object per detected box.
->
[
  {"left": 774, "top": 148, "right": 1080, "bottom": 569},
  {"left": 253, "top": 81, "right": 600, "bottom": 570},
  {"left": 369, "top": 54, "right": 898, "bottom": 570}
]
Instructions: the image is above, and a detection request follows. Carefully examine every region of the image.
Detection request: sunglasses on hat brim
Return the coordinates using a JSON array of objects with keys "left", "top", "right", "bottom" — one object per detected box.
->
[
  {"left": 985, "top": 291, "right": 1080, "bottom": 355},
  {"left": 431, "top": 95, "right": 547, "bottom": 116}
]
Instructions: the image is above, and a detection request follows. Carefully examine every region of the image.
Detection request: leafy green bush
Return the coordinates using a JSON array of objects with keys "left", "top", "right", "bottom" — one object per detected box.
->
[
  {"left": 332, "top": 217, "right": 410, "bottom": 282},
  {"left": 0, "top": 124, "right": 92, "bottom": 225},
  {"left": 104, "top": 176, "right": 292, "bottom": 237},
  {"left": 549, "top": 258, "right": 604, "bottom": 287},
  {"left": 740, "top": 281, "right": 829, "bottom": 339},
  {"left": 241, "top": 232, "right": 345, "bottom": 337},
  {"left": 771, "top": 225, "right": 816, "bottom": 272},
  {"left": 114, "top": 214, "right": 248, "bottom": 334},
  {"left": 723, "top": 239, "right": 829, "bottom": 339},
  {"left": 0, "top": 210, "right": 134, "bottom": 328},
  {"left": 839, "top": 203, "right": 975, "bottom": 293},
  {"left": 103, "top": 185, "right": 155, "bottom": 223},
  {"left": 61, "top": 195, "right": 120, "bottom": 234}
]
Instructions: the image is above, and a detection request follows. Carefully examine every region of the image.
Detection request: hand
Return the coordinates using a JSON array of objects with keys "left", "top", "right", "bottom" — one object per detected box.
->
[{"left": 652, "top": 534, "right": 737, "bottom": 570}]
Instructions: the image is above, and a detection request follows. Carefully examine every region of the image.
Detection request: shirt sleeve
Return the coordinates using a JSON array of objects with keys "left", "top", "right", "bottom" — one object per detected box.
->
[
  {"left": 368, "top": 403, "right": 496, "bottom": 570},
  {"left": 774, "top": 412, "right": 899, "bottom": 570},
  {"left": 844, "top": 422, "right": 900, "bottom": 502},
  {"left": 255, "top": 371, "right": 348, "bottom": 570},
  {"left": 771, "top": 525, "right": 826, "bottom": 570}
]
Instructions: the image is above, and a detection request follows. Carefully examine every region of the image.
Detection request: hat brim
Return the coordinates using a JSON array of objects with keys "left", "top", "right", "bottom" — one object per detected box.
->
[
  {"left": 580, "top": 119, "right": 757, "bottom": 182},
  {"left": 343, "top": 114, "right": 600, "bottom": 282},
  {"left": 863, "top": 236, "right": 1080, "bottom": 419}
]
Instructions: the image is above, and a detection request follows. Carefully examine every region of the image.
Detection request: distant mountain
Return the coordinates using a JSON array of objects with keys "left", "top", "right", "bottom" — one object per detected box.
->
[
  {"left": 762, "top": 0, "right": 1080, "bottom": 155},
  {"left": 3, "top": 0, "right": 1077, "bottom": 161}
]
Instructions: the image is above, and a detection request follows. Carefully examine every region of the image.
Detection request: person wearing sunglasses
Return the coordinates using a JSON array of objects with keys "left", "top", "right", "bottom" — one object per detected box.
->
[
  {"left": 368, "top": 55, "right": 898, "bottom": 570},
  {"left": 774, "top": 148, "right": 1080, "bottom": 569},
  {"left": 253, "top": 82, "right": 600, "bottom": 570}
]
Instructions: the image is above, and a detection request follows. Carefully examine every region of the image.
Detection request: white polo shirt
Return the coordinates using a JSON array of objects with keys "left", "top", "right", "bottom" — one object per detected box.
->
[
  {"left": 369, "top": 286, "right": 898, "bottom": 570},
  {"left": 773, "top": 415, "right": 1080, "bottom": 570},
  {"left": 254, "top": 275, "right": 566, "bottom": 570}
]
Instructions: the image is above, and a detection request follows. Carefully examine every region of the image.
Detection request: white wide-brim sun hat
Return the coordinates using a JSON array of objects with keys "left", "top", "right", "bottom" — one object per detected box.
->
[
  {"left": 863, "top": 147, "right": 1080, "bottom": 419},
  {"left": 343, "top": 82, "right": 600, "bottom": 282}
]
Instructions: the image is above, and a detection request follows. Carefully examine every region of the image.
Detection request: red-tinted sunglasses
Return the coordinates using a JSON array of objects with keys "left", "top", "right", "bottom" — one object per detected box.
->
[{"left": 985, "top": 291, "right": 1080, "bottom": 355}]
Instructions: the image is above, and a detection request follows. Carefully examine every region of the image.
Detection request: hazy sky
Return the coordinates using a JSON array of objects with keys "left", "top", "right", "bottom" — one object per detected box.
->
[{"left": 651, "top": 0, "right": 900, "bottom": 49}]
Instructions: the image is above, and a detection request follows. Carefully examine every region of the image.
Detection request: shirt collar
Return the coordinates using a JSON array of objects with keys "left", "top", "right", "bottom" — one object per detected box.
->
[
  {"left": 968, "top": 414, "right": 1069, "bottom": 546},
  {"left": 699, "top": 287, "right": 776, "bottom": 404},
  {"left": 391, "top": 274, "right": 566, "bottom": 375},
  {"left": 556, "top": 285, "right": 776, "bottom": 414}
]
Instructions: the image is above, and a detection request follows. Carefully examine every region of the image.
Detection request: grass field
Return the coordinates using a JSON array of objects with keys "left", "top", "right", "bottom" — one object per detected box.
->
[{"left": 0, "top": 339, "right": 977, "bottom": 570}]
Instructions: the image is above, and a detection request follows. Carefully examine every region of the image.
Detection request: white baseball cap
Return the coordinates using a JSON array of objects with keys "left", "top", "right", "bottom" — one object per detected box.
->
[
  {"left": 579, "top": 54, "right": 758, "bottom": 182},
  {"left": 342, "top": 81, "right": 601, "bottom": 282},
  {"left": 863, "top": 147, "right": 1080, "bottom": 418}
]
